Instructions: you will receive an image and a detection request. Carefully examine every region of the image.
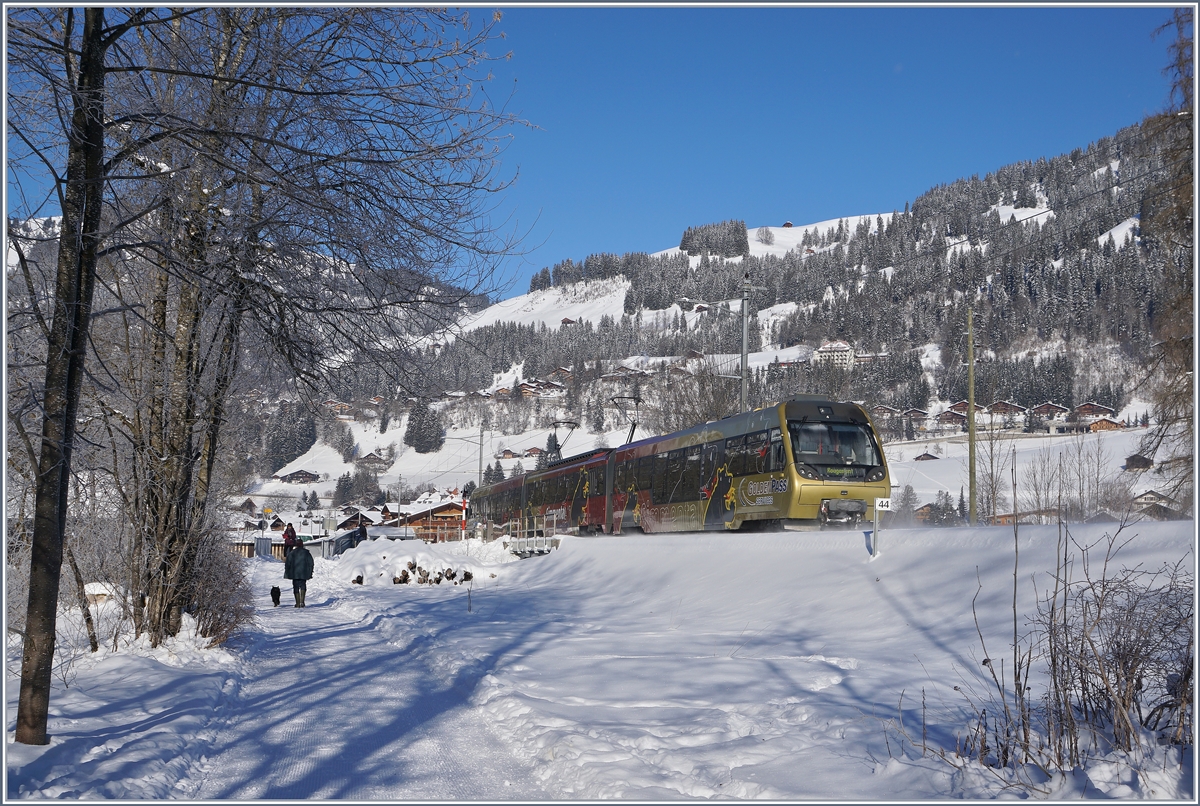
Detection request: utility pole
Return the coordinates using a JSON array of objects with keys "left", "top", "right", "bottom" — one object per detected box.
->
[
  {"left": 741, "top": 269, "right": 750, "bottom": 413},
  {"left": 739, "top": 269, "right": 767, "bottom": 413},
  {"left": 968, "top": 307, "right": 977, "bottom": 526},
  {"left": 477, "top": 422, "right": 484, "bottom": 487}
]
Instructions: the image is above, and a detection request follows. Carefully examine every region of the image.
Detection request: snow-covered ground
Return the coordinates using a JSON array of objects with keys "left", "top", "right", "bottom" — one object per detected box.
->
[{"left": 6, "top": 520, "right": 1193, "bottom": 799}]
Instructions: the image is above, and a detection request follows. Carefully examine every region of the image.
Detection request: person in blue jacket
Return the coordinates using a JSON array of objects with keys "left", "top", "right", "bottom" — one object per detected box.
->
[{"left": 284, "top": 541, "right": 314, "bottom": 608}]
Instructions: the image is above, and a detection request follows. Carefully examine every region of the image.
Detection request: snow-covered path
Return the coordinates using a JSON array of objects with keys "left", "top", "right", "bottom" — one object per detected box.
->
[{"left": 183, "top": 561, "right": 545, "bottom": 800}]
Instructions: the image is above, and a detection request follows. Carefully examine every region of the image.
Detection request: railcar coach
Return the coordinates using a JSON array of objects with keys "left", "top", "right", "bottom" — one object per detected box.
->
[{"left": 470, "top": 395, "right": 890, "bottom": 536}]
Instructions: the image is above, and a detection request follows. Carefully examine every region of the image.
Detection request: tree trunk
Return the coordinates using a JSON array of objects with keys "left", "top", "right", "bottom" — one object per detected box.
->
[
  {"left": 65, "top": 545, "right": 99, "bottom": 654},
  {"left": 16, "top": 7, "right": 108, "bottom": 745}
]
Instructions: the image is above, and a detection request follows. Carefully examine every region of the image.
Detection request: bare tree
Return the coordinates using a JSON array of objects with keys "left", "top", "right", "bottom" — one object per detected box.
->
[
  {"left": 974, "top": 420, "right": 1010, "bottom": 522},
  {"left": 1019, "top": 444, "right": 1059, "bottom": 524},
  {"left": 1138, "top": 8, "right": 1193, "bottom": 510},
  {"left": 648, "top": 357, "right": 739, "bottom": 434},
  {"left": 7, "top": 7, "right": 521, "bottom": 744}
]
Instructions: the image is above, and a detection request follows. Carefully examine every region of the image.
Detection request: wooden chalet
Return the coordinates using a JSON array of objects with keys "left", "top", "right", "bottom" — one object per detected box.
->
[
  {"left": 991, "top": 508, "right": 1061, "bottom": 526},
  {"left": 277, "top": 469, "right": 320, "bottom": 485},
  {"left": 516, "top": 381, "right": 542, "bottom": 398},
  {"left": 1030, "top": 402, "right": 1069, "bottom": 419},
  {"left": 913, "top": 452, "right": 939, "bottom": 461},
  {"left": 1125, "top": 453, "right": 1154, "bottom": 470},
  {"left": 987, "top": 400, "right": 1026, "bottom": 417},
  {"left": 393, "top": 500, "right": 465, "bottom": 542},
  {"left": 901, "top": 409, "right": 928, "bottom": 421},
  {"left": 937, "top": 410, "right": 967, "bottom": 427},
  {"left": 524, "top": 446, "right": 544, "bottom": 458},
  {"left": 337, "top": 512, "right": 376, "bottom": 530},
  {"left": 238, "top": 498, "right": 257, "bottom": 515},
  {"left": 913, "top": 503, "right": 937, "bottom": 524},
  {"left": 1089, "top": 417, "right": 1122, "bottom": 432},
  {"left": 870, "top": 404, "right": 900, "bottom": 418},
  {"left": 355, "top": 452, "right": 390, "bottom": 471},
  {"left": 1074, "top": 401, "right": 1116, "bottom": 420},
  {"left": 1133, "top": 490, "right": 1178, "bottom": 509},
  {"left": 948, "top": 400, "right": 986, "bottom": 415},
  {"left": 545, "top": 367, "right": 573, "bottom": 384}
]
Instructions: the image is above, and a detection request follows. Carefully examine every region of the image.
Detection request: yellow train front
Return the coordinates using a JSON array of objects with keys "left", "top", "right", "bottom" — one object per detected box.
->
[{"left": 469, "top": 395, "right": 890, "bottom": 536}]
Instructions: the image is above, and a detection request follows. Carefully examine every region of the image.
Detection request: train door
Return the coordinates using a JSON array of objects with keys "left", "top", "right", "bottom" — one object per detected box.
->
[{"left": 701, "top": 440, "right": 733, "bottom": 528}]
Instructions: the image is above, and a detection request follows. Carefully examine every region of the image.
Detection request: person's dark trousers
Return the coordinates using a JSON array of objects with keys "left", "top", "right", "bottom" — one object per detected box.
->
[{"left": 292, "top": 579, "right": 307, "bottom": 607}]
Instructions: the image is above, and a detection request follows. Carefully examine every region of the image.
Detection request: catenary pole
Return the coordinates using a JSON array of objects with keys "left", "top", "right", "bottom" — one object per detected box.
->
[
  {"left": 968, "top": 307, "right": 977, "bottom": 526},
  {"left": 741, "top": 270, "right": 750, "bottom": 413}
]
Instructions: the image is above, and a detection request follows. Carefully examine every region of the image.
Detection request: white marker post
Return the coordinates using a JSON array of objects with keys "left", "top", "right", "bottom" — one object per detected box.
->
[{"left": 873, "top": 497, "right": 891, "bottom": 557}]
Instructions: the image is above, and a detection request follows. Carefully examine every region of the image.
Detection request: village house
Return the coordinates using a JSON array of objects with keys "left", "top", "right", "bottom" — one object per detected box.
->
[
  {"left": 355, "top": 451, "right": 390, "bottom": 471},
  {"left": 1125, "top": 453, "right": 1154, "bottom": 470},
  {"left": 540, "top": 381, "right": 567, "bottom": 398},
  {"left": 544, "top": 367, "right": 573, "bottom": 384},
  {"left": 1133, "top": 490, "right": 1178, "bottom": 510},
  {"left": 987, "top": 400, "right": 1026, "bottom": 418},
  {"left": 1073, "top": 401, "right": 1117, "bottom": 420},
  {"left": 337, "top": 511, "right": 375, "bottom": 530},
  {"left": 1030, "top": 402, "right": 1069, "bottom": 420},
  {"left": 913, "top": 452, "right": 939, "bottom": 461},
  {"left": 392, "top": 500, "right": 465, "bottom": 541},
  {"left": 276, "top": 469, "right": 320, "bottom": 485},
  {"left": 948, "top": 400, "right": 986, "bottom": 416},
  {"left": 870, "top": 404, "right": 900, "bottom": 419},
  {"left": 1089, "top": 417, "right": 1123, "bottom": 433}
]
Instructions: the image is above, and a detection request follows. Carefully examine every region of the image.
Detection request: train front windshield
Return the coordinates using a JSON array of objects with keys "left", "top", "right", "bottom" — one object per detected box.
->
[{"left": 788, "top": 421, "right": 881, "bottom": 467}]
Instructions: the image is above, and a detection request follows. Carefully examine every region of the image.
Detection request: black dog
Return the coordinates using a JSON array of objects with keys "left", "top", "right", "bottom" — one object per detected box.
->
[{"left": 270, "top": 586, "right": 281, "bottom": 607}]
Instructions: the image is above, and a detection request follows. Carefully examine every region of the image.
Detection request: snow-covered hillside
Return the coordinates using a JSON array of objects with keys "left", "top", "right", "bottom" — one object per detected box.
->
[{"left": 7, "top": 521, "right": 1192, "bottom": 799}]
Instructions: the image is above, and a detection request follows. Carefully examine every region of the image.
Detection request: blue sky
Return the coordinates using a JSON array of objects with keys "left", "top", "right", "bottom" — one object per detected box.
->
[{"left": 482, "top": 5, "right": 1179, "bottom": 298}]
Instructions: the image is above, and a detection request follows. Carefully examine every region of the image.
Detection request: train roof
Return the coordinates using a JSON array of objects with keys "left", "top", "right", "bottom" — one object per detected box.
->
[{"left": 543, "top": 447, "right": 613, "bottom": 470}]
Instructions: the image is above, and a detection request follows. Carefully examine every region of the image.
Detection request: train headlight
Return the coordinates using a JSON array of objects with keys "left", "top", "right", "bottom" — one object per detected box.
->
[
  {"left": 866, "top": 466, "right": 886, "bottom": 483},
  {"left": 796, "top": 463, "right": 821, "bottom": 480}
]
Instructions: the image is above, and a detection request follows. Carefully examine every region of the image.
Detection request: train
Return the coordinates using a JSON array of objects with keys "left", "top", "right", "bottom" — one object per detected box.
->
[{"left": 469, "top": 395, "right": 891, "bottom": 536}]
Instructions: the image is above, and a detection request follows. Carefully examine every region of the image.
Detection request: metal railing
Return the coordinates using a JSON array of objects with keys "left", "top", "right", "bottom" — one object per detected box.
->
[{"left": 489, "top": 513, "right": 563, "bottom": 556}]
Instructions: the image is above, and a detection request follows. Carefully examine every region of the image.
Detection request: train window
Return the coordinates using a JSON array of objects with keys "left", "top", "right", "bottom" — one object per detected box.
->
[
  {"left": 746, "top": 431, "right": 769, "bottom": 475},
  {"left": 725, "top": 435, "right": 745, "bottom": 476},
  {"left": 636, "top": 456, "right": 653, "bottom": 490},
  {"left": 769, "top": 428, "right": 786, "bottom": 471},
  {"left": 652, "top": 453, "right": 669, "bottom": 504},
  {"left": 665, "top": 450, "right": 686, "bottom": 503},
  {"left": 678, "top": 445, "right": 702, "bottom": 501}
]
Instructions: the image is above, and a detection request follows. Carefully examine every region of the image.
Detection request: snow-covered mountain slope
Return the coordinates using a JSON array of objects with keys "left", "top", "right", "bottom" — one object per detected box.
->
[{"left": 453, "top": 275, "right": 632, "bottom": 336}]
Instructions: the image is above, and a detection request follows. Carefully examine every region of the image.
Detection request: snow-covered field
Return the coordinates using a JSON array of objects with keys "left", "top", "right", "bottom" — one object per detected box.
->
[{"left": 6, "top": 520, "right": 1193, "bottom": 799}]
